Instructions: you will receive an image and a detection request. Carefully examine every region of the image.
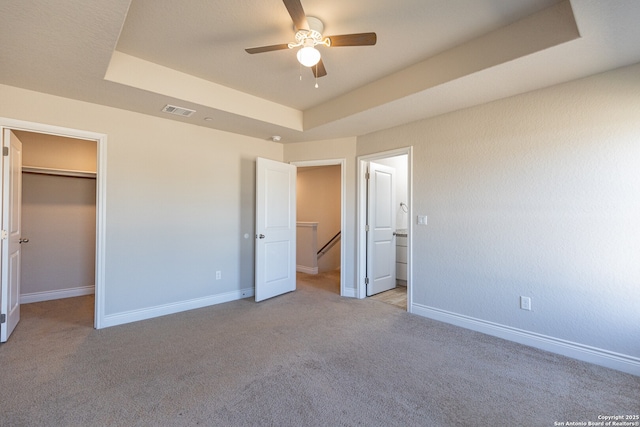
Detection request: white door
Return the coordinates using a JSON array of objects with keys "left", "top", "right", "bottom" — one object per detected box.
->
[
  {"left": 1, "top": 130, "right": 23, "bottom": 342},
  {"left": 366, "top": 162, "right": 396, "bottom": 296},
  {"left": 255, "top": 157, "right": 296, "bottom": 302}
]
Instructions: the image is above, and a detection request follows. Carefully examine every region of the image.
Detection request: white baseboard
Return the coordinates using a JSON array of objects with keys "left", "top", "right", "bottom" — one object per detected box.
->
[
  {"left": 412, "top": 303, "right": 640, "bottom": 377},
  {"left": 21, "top": 286, "right": 95, "bottom": 304},
  {"left": 341, "top": 287, "right": 357, "bottom": 298},
  {"left": 101, "top": 286, "right": 255, "bottom": 328},
  {"left": 296, "top": 265, "right": 318, "bottom": 274}
]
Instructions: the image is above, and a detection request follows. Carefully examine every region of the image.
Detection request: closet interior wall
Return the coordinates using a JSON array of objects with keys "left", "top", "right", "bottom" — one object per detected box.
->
[{"left": 16, "top": 131, "right": 97, "bottom": 303}]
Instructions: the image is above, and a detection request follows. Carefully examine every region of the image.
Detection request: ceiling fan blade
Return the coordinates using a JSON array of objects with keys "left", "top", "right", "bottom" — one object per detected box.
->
[
  {"left": 327, "top": 32, "right": 377, "bottom": 47},
  {"left": 245, "top": 44, "right": 290, "bottom": 54},
  {"left": 312, "top": 59, "right": 327, "bottom": 78},
  {"left": 283, "top": 0, "right": 309, "bottom": 30}
]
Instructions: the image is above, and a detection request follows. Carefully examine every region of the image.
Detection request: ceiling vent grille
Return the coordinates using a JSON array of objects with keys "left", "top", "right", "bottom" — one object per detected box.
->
[{"left": 162, "top": 104, "right": 196, "bottom": 117}]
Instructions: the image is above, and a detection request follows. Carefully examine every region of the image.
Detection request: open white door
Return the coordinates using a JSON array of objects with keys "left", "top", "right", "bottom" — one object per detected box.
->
[
  {"left": 1, "top": 130, "right": 23, "bottom": 342},
  {"left": 366, "top": 162, "right": 396, "bottom": 296},
  {"left": 255, "top": 157, "right": 296, "bottom": 302}
]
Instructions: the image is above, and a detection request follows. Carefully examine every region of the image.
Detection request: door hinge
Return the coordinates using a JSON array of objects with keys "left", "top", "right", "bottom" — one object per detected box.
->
[
  {"left": 365, "top": 224, "right": 369, "bottom": 232},
  {"left": 1, "top": 230, "right": 7, "bottom": 240},
  {"left": 0, "top": 313, "right": 5, "bottom": 324},
  {"left": 365, "top": 277, "right": 369, "bottom": 285},
  {"left": 365, "top": 172, "right": 370, "bottom": 180},
  {"left": 2, "top": 146, "right": 8, "bottom": 156}
]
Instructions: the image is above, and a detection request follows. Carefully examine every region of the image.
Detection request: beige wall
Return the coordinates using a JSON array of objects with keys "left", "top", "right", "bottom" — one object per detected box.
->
[
  {"left": 20, "top": 132, "right": 97, "bottom": 172},
  {"left": 297, "top": 165, "right": 341, "bottom": 272},
  {"left": 21, "top": 173, "right": 96, "bottom": 298},
  {"left": 284, "top": 137, "right": 357, "bottom": 290},
  {"left": 357, "top": 63, "right": 640, "bottom": 362},
  {"left": 295, "top": 222, "right": 317, "bottom": 272},
  {"left": 1, "top": 84, "right": 282, "bottom": 319}
]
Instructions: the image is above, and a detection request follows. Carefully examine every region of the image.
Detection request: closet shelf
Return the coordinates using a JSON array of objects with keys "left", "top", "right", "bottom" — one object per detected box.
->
[{"left": 22, "top": 166, "right": 96, "bottom": 179}]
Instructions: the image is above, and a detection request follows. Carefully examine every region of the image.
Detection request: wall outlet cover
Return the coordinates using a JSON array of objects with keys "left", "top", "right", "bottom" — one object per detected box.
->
[{"left": 520, "top": 296, "right": 531, "bottom": 311}]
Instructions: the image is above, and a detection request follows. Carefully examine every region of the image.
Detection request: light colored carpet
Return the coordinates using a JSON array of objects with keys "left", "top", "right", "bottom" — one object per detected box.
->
[{"left": 0, "top": 272, "right": 638, "bottom": 426}]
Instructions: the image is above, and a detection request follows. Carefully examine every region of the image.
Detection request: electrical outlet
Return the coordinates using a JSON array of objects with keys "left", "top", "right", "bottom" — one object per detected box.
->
[
  {"left": 520, "top": 296, "right": 531, "bottom": 311},
  {"left": 216, "top": 271, "right": 221, "bottom": 280}
]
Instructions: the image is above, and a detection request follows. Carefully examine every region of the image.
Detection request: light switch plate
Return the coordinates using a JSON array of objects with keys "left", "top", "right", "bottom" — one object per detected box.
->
[{"left": 417, "top": 215, "right": 427, "bottom": 225}]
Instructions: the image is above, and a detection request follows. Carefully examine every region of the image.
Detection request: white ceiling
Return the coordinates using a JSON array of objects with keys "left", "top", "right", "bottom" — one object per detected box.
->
[{"left": 1, "top": 0, "right": 640, "bottom": 143}]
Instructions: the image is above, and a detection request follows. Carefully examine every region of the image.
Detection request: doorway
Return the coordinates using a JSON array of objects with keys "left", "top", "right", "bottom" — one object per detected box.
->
[
  {"left": 18, "top": 131, "right": 96, "bottom": 309},
  {"left": 0, "top": 118, "right": 106, "bottom": 338},
  {"left": 291, "top": 159, "right": 346, "bottom": 296},
  {"left": 357, "top": 148, "right": 412, "bottom": 312}
]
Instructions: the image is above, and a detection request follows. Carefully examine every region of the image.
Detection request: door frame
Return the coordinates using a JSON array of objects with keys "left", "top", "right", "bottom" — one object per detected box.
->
[
  {"left": 357, "top": 147, "right": 413, "bottom": 311},
  {"left": 0, "top": 118, "right": 107, "bottom": 329},
  {"left": 290, "top": 159, "right": 347, "bottom": 297}
]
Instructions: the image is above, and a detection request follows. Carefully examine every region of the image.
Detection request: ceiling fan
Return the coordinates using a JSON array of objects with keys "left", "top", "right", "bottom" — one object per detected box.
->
[{"left": 245, "top": 0, "right": 377, "bottom": 81}]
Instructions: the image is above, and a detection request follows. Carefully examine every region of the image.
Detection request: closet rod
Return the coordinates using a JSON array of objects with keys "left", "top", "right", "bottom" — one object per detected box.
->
[{"left": 21, "top": 166, "right": 96, "bottom": 179}]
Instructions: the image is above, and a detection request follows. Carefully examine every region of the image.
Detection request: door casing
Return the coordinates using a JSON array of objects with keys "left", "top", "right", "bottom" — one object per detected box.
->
[{"left": 0, "top": 118, "right": 107, "bottom": 329}]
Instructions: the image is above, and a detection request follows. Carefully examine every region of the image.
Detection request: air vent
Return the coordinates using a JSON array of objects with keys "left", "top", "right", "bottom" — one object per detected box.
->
[{"left": 162, "top": 104, "right": 196, "bottom": 117}]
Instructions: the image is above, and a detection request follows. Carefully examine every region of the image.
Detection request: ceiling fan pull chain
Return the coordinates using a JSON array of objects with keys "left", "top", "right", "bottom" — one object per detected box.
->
[{"left": 315, "top": 64, "right": 319, "bottom": 88}]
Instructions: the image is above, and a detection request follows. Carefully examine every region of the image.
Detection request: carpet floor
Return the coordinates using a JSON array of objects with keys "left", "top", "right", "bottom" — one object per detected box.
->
[{"left": 1, "top": 272, "right": 638, "bottom": 426}]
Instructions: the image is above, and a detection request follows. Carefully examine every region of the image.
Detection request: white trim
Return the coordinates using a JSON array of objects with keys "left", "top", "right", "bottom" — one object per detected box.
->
[
  {"left": 290, "top": 159, "right": 348, "bottom": 297},
  {"left": 296, "top": 221, "right": 318, "bottom": 228},
  {"left": 0, "top": 118, "right": 107, "bottom": 330},
  {"left": 101, "top": 287, "right": 254, "bottom": 328},
  {"left": 22, "top": 165, "right": 96, "bottom": 179},
  {"left": 296, "top": 265, "right": 318, "bottom": 274},
  {"left": 357, "top": 148, "right": 413, "bottom": 313},
  {"left": 95, "top": 132, "right": 107, "bottom": 328},
  {"left": 412, "top": 303, "right": 640, "bottom": 377},
  {"left": 20, "top": 286, "right": 94, "bottom": 304},
  {"left": 341, "top": 287, "right": 357, "bottom": 298}
]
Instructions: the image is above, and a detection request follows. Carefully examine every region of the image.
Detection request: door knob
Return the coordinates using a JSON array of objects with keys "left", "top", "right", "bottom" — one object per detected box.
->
[
  {"left": 257, "top": 234, "right": 265, "bottom": 239},
  {"left": 19, "top": 238, "right": 29, "bottom": 243}
]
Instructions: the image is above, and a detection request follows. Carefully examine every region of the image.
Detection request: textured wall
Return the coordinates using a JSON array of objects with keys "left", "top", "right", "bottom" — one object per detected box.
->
[
  {"left": 357, "top": 63, "right": 640, "bottom": 360},
  {"left": 21, "top": 173, "right": 96, "bottom": 296},
  {"left": 1, "top": 84, "right": 282, "bottom": 318},
  {"left": 19, "top": 132, "right": 97, "bottom": 172}
]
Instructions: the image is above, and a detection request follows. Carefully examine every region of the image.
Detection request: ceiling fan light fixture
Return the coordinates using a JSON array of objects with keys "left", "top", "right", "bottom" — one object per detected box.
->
[
  {"left": 297, "top": 46, "right": 321, "bottom": 67},
  {"left": 244, "top": 1, "right": 377, "bottom": 80}
]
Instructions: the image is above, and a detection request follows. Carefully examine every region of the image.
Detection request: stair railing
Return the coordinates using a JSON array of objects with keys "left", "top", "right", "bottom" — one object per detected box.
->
[{"left": 317, "top": 231, "right": 341, "bottom": 257}]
